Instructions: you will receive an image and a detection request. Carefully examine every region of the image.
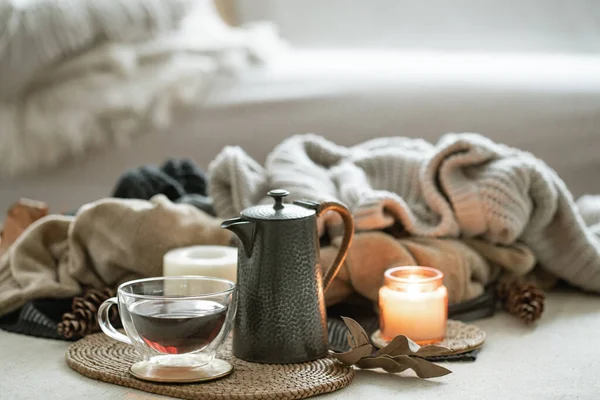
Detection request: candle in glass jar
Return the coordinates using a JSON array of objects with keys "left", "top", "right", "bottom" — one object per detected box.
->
[{"left": 379, "top": 266, "right": 448, "bottom": 345}]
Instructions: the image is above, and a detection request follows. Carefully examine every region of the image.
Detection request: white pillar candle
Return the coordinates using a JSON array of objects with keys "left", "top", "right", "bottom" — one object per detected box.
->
[
  {"left": 163, "top": 245, "right": 238, "bottom": 283},
  {"left": 379, "top": 266, "right": 448, "bottom": 345}
]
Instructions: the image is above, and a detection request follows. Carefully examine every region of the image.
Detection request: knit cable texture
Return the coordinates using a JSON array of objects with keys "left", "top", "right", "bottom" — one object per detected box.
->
[{"left": 209, "top": 133, "right": 600, "bottom": 292}]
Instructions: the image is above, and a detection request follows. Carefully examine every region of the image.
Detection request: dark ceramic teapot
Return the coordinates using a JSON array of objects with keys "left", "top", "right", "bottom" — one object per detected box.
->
[{"left": 221, "top": 189, "right": 354, "bottom": 364}]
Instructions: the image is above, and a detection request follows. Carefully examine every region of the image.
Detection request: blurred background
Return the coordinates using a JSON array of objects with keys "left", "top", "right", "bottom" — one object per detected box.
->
[
  {"left": 0, "top": 0, "right": 599, "bottom": 214},
  {"left": 233, "top": 0, "right": 600, "bottom": 52}
]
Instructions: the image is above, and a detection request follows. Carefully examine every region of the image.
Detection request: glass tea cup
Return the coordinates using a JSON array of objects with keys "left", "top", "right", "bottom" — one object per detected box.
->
[{"left": 98, "top": 276, "right": 236, "bottom": 370}]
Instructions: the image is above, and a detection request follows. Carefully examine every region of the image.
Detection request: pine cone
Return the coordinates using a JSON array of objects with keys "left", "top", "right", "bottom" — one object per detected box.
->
[
  {"left": 501, "top": 281, "right": 545, "bottom": 324},
  {"left": 57, "top": 312, "right": 88, "bottom": 339},
  {"left": 86, "top": 288, "right": 116, "bottom": 307},
  {"left": 57, "top": 287, "right": 118, "bottom": 340}
]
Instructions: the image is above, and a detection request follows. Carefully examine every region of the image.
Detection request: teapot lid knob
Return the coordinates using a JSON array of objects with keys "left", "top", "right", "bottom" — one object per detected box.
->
[
  {"left": 242, "top": 189, "right": 315, "bottom": 220},
  {"left": 268, "top": 189, "right": 289, "bottom": 210}
]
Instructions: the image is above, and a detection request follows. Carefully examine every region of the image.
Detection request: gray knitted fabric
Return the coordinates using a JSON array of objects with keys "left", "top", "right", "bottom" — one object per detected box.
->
[{"left": 209, "top": 133, "right": 600, "bottom": 292}]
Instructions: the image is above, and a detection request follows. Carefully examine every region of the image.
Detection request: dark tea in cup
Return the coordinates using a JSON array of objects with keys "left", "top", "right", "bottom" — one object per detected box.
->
[{"left": 129, "top": 299, "right": 228, "bottom": 354}]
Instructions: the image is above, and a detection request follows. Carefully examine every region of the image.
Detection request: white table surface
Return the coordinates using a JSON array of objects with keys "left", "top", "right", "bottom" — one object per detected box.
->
[{"left": 1, "top": 290, "right": 599, "bottom": 400}]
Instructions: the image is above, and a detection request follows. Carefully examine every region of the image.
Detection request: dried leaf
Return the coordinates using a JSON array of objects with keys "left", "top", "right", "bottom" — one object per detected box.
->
[
  {"left": 341, "top": 317, "right": 370, "bottom": 348},
  {"left": 357, "top": 354, "right": 452, "bottom": 378},
  {"left": 356, "top": 355, "right": 410, "bottom": 374},
  {"left": 376, "top": 335, "right": 421, "bottom": 357},
  {"left": 332, "top": 316, "right": 453, "bottom": 379},
  {"left": 331, "top": 344, "right": 374, "bottom": 365},
  {"left": 414, "top": 345, "right": 453, "bottom": 358},
  {"left": 394, "top": 355, "right": 452, "bottom": 378}
]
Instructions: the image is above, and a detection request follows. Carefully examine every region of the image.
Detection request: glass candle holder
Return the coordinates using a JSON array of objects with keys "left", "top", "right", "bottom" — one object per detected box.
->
[{"left": 379, "top": 266, "right": 448, "bottom": 345}]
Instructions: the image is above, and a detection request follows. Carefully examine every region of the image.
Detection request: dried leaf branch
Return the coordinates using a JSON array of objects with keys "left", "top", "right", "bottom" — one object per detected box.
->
[{"left": 331, "top": 317, "right": 452, "bottom": 379}]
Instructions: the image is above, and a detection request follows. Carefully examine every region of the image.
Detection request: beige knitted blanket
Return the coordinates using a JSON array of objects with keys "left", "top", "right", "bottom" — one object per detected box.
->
[
  {"left": 0, "top": 195, "right": 232, "bottom": 317},
  {"left": 209, "top": 133, "right": 600, "bottom": 293}
]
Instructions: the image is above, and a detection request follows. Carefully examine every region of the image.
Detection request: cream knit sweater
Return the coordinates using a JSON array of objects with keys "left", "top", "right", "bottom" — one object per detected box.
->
[
  {"left": 209, "top": 133, "right": 600, "bottom": 292},
  {"left": 0, "top": 0, "right": 282, "bottom": 176},
  {"left": 0, "top": 0, "right": 192, "bottom": 100}
]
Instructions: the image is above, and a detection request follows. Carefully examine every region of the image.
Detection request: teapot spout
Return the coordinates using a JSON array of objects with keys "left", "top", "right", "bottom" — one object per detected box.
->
[{"left": 221, "top": 217, "right": 255, "bottom": 258}]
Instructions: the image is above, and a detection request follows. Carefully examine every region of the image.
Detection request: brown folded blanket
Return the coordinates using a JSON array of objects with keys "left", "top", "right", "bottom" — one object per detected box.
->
[
  {"left": 321, "top": 231, "right": 536, "bottom": 306},
  {"left": 0, "top": 195, "right": 231, "bottom": 317}
]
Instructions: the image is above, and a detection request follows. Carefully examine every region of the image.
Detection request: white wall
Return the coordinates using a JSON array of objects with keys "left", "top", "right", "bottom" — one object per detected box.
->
[{"left": 236, "top": 0, "right": 600, "bottom": 53}]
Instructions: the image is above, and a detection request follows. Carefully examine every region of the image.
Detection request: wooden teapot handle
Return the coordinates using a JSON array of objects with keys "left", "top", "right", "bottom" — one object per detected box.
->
[{"left": 316, "top": 201, "right": 355, "bottom": 292}]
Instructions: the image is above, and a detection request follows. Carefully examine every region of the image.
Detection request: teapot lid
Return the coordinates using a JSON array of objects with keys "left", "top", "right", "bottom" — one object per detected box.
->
[{"left": 241, "top": 189, "right": 316, "bottom": 221}]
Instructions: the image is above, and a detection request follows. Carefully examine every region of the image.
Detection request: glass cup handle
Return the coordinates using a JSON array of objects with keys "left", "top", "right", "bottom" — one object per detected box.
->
[{"left": 98, "top": 297, "right": 131, "bottom": 345}]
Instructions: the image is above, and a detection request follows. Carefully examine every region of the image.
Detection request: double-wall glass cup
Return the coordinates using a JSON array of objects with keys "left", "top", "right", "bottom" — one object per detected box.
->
[{"left": 98, "top": 276, "right": 236, "bottom": 373}]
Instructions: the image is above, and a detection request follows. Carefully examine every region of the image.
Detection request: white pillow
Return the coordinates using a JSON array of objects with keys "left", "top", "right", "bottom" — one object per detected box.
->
[{"left": 0, "top": 0, "right": 195, "bottom": 100}]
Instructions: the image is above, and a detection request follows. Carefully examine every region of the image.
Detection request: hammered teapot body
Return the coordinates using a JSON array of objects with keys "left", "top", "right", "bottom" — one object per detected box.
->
[{"left": 221, "top": 189, "right": 354, "bottom": 364}]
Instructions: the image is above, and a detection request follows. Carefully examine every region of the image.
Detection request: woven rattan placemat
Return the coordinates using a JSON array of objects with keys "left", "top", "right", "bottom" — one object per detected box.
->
[{"left": 66, "top": 333, "right": 354, "bottom": 400}]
